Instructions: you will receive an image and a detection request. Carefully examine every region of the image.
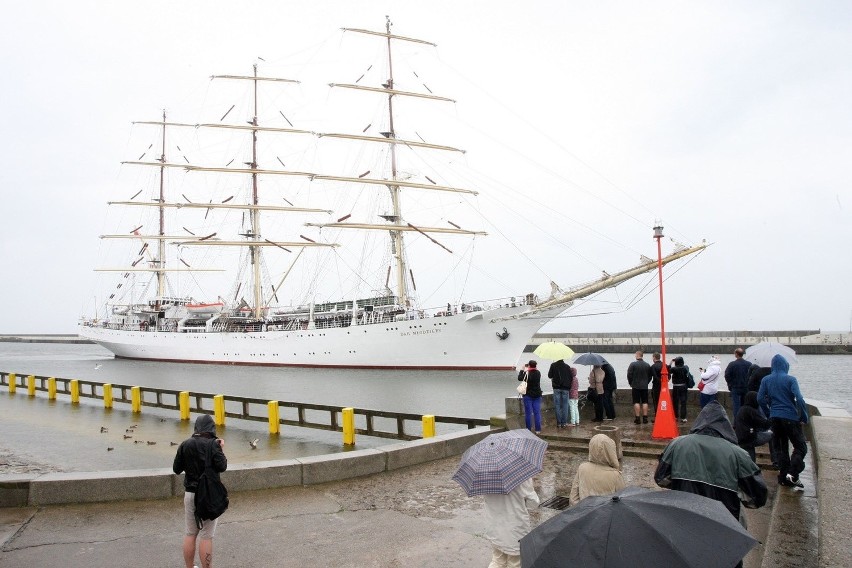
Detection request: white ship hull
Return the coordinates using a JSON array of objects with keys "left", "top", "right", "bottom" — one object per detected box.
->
[{"left": 79, "top": 306, "right": 558, "bottom": 370}]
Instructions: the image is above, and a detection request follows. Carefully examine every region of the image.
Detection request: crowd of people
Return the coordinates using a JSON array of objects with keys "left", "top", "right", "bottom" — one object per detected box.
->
[
  {"left": 501, "top": 348, "right": 809, "bottom": 568},
  {"left": 170, "top": 348, "right": 807, "bottom": 568}
]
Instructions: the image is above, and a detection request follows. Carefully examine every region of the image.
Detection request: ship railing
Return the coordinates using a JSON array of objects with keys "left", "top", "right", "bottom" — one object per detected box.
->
[{"left": 0, "top": 373, "right": 489, "bottom": 441}]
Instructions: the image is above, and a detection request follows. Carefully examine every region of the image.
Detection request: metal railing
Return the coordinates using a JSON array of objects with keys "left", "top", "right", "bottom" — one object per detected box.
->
[{"left": 0, "top": 372, "right": 488, "bottom": 441}]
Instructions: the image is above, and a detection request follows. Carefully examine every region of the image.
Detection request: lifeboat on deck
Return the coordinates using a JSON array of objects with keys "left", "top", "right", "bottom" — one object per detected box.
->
[{"left": 186, "top": 301, "right": 225, "bottom": 315}]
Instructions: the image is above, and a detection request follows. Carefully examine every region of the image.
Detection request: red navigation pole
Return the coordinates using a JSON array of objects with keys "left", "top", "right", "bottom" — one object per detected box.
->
[{"left": 652, "top": 224, "right": 678, "bottom": 439}]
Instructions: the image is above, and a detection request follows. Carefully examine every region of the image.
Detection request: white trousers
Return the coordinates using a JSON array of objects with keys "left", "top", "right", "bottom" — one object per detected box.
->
[{"left": 488, "top": 547, "right": 521, "bottom": 568}]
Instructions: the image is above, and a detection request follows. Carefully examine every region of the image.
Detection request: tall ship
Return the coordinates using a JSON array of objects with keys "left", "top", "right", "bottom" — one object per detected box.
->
[{"left": 79, "top": 19, "right": 707, "bottom": 370}]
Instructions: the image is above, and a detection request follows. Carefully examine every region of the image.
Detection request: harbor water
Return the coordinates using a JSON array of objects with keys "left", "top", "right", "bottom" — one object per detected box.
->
[
  {"left": 1, "top": 342, "right": 849, "bottom": 473},
  {"left": 2, "top": 342, "right": 850, "bottom": 416}
]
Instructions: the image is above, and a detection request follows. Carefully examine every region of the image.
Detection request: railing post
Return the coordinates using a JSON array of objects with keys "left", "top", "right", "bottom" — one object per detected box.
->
[
  {"left": 342, "top": 407, "right": 355, "bottom": 445},
  {"left": 179, "top": 391, "right": 190, "bottom": 420},
  {"left": 8, "top": 372, "right": 15, "bottom": 394},
  {"left": 268, "top": 401, "right": 280, "bottom": 435},
  {"left": 70, "top": 379, "right": 79, "bottom": 404},
  {"left": 214, "top": 394, "right": 225, "bottom": 426},
  {"left": 27, "top": 375, "right": 36, "bottom": 397},
  {"left": 48, "top": 377, "right": 57, "bottom": 400},
  {"left": 422, "top": 414, "right": 436, "bottom": 438},
  {"left": 103, "top": 383, "right": 113, "bottom": 409},
  {"left": 131, "top": 386, "right": 141, "bottom": 413}
]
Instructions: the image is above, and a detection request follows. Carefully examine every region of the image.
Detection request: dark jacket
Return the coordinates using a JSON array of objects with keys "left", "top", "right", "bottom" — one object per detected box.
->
[
  {"left": 747, "top": 364, "right": 771, "bottom": 393},
  {"left": 650, "top": 360, "right": 669, "bottom": 391},
  {"left": 519, "top": 368, "right": 543, "bottom": 398},
  {"left": 670, "top": 357, "right": 691, "bottom": 387},
  {"left": 735, "top": 391, "right": 771, "bottom": 446},
  {"left": 724, "top": 357, "right": 752, "bottom": 393},
  {"left": 655, "top": 401, "right": 768, "bottom": 519},
  {"left": 173, "top": 414, "right": 228, "bottom": 492},
  {"left": 627, "top": 358, "right": 652, "bottom": 390},
  {"left": 757, "top": 354, "right": 809, "bottom": 423},
  {"left": 548, "top": 360, "right": 573, "bottom": 390},
  {"left": 601, "top": 363, "right": 617, "bottom": 391}
]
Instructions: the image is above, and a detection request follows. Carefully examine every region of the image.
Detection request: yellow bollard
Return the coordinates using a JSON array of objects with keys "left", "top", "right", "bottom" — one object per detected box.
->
[
  {"left": 48, "top": 377, "right": 57, "bottom": 400},
  {"left": 268, "top": 401, "right": 280, "bottom": 435},
  {"left": 213, "top": 394, "right": 225, "bottom": 426},
  {"left": 70, "top": 379, "right": 80, "bottom": 404},
  {"left": 422, "top": 414, "right": 436, "bottom": 438},
  {"left": 131, "top": 386, "right": 141, "bottom": 413},
  {"left": 27, "top": 375, "right": 36, "bottom": 397},
  {"left": 179, "top": 391, "right": 190, "bottom": 421},
  {"left": 342, "top": 407, "right": 355, "bottom": 445},
  {"left": 8, "top": 372, "right": 16, "bottom": 394},
  {"left": 103, "top": 383, "right": 113, "bottom": 409}
]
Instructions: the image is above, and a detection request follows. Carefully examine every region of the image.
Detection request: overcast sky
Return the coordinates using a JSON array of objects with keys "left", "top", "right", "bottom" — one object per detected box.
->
[{"left": 1, "top": 1, "right": 850, "bottom": 335}]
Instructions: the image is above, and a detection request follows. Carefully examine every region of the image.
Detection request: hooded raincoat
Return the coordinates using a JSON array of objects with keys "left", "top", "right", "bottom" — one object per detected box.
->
[
  {"left": 735, "top": 391, "right": 771, "bottom": 446},
  {"left": 173, "top": 414, "right": 228, "bottom": 491},
  {"left": 569, "top": 434, "right": 626, "bottom": 505},
  {"left": 757, "top": 354, "right": 809, "bottom": 423},
  {"left": 654, "top": 401, "right": 767, "bottom": 519},
  {"left": 699, "top": 356, "right": 722, "bottom": 395},
  {"left": 483, "top": 478, "right": 540, "bottom": 556}
]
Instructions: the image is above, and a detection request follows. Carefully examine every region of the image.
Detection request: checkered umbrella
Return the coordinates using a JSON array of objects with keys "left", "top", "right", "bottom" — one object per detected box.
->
[{"left": 452, "top": 429, "right": 547, "bottom": 496}]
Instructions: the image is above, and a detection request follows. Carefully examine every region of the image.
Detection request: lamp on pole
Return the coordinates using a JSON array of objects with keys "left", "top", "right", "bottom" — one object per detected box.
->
[{"left": 652, "top": 223, "right": 678, "bottom": 439}]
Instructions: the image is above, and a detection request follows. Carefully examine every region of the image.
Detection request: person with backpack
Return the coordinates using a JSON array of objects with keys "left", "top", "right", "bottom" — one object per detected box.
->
[
  {"left": 173, "top": 414, "right": 228, "bottom": 568},
  {"left": 669, "top": 357, "right": 693, "bottom": 423}
]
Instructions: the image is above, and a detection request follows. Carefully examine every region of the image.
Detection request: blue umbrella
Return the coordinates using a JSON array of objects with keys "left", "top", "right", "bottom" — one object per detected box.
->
[
  {"left": 573, "top": 352, "right": 608, "bottom": 366},
  {"left": 452, "top": 429, "right": 547, "bottom": 496}
]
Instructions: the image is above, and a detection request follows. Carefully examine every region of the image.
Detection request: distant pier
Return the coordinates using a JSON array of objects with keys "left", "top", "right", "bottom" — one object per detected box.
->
[
  {"left": 530, "top": 329, "right": 852, "bottom": 355},
  {"left": 0, "top": 334, "right": 92, "bottom": 344}
]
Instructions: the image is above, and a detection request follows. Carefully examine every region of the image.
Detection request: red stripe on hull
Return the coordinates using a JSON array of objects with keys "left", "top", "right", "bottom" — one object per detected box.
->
[{"left": 113, "top": 355, "right": 514, "bottom": 371}]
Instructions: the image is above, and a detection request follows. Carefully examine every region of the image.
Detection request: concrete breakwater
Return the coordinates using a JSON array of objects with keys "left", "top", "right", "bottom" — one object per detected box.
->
[{"left": 532, "top": 329, "right": 852, "bottom": 355}]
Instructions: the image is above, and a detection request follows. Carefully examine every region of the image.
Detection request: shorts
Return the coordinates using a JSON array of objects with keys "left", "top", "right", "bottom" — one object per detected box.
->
[
  {"left": 184, "top": 492, "right": 218, "bottom": 539},
  {"left": 631, "top": 389, "right": 649, "bottom": 404}
]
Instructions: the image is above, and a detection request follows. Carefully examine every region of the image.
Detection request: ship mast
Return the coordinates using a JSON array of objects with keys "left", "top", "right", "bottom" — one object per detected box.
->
[
  {"left": 384, "top": 16, "right": 408, "bottom": 307},
  {"left": 156, "top": 110, "right": 167, "bottom": 303},
  {"left": 249, "top": 64, "right": 263, "bottom": 318}
]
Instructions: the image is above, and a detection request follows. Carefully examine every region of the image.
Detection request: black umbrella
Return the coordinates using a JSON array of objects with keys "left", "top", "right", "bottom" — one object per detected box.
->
[
  {"left": 572, "top": 352, "right": 607, "bottom": 366},
  {"left": 520, "top": 486, "right": 757, "bottom": 568}
]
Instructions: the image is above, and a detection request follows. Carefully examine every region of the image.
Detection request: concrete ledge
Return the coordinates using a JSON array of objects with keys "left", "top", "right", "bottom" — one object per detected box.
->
[
  {"left": 438, "top": 426, "right": 493, "bottom": 457},
  {"left": 222, "top": 459, "right": 302, "bottom": 492},
  {"left": 28, "top": 468, "right": 174, "bottom": 506},
  {"left": 299, "top": 449, "right": 386, "bottom": 485},
  {"left": 0, "top": 475, "right": 35, "bottom": 508},
  {"left": 811, "top": 416, "right": 852, "bottom": 568},
  {"left": 0, "top": 427, "right": 497, "bottom": 506},
  {"left": 381, "top": 438, "right": 447, "bottom": 471}
]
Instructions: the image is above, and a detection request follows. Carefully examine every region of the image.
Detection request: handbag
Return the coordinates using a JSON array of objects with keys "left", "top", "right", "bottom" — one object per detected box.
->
[
  {"left": 697, "top": 380, "right": 705, "bottom": 392},
  {"left": 687, "top": 371, "right": 696, "bottom": 389},
  {"left": 517, "top": 371, "right": 528, "bottom": 396},
  {"left": 586, "top": 386, "right": 598, "bottom": 402}
]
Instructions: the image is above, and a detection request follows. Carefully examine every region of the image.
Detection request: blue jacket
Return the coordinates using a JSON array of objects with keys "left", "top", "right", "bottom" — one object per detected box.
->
[{"left": 757, "top": 355, "right": 809, "bottom": 424}]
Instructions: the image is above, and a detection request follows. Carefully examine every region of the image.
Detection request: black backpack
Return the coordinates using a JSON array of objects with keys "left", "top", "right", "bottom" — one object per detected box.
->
[{"left": 194, "top": 439, "right": 229, "bottom": 528}]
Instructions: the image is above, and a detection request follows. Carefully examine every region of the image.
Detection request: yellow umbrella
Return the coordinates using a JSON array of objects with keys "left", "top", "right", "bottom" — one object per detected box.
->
[{"left": 533, "top": 341, "right": 575, "bottom": 361}]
